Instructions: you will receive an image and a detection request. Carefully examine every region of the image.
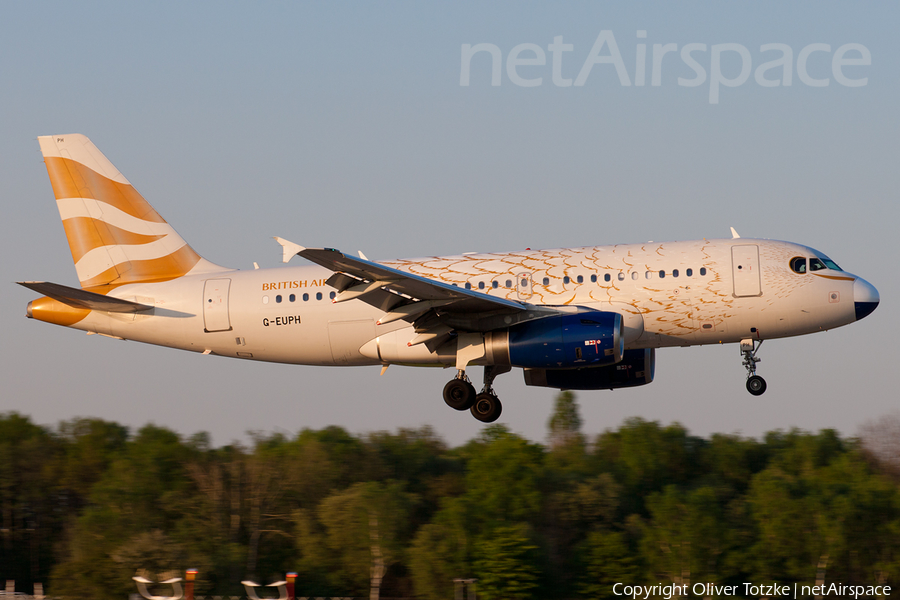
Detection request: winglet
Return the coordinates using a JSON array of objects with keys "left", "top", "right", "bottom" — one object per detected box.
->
[
  {"left": 273, "top": 237, "right": 306, "bottom": 263},
  {"left": 730, "top": 227, "right": 741, "bottom": 239}
]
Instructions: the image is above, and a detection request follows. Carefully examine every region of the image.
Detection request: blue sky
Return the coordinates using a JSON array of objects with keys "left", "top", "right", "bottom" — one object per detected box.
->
[{"left": 2, "top": 2, "right": 896, "bottom": 446}]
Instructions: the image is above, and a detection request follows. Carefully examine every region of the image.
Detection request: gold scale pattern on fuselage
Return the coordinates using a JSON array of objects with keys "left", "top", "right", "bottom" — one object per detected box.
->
[{"left": 381, "top": 238, "right": 810, "bottom": 343}]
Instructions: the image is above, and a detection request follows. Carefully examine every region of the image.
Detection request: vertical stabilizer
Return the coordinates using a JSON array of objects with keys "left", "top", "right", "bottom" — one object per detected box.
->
[{"left": 38, "top": 134, "right": 229, "bottom": 289}]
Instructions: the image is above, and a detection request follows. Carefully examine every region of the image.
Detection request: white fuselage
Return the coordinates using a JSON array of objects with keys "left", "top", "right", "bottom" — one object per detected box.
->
[{"left": 58, "top": 238, "right": 863, "bottom": 367}]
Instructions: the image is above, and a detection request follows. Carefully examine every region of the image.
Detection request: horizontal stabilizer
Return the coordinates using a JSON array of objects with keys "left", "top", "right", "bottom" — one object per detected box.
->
[{"left": 17, "top": 281, "right": 153, "bottom": 313}]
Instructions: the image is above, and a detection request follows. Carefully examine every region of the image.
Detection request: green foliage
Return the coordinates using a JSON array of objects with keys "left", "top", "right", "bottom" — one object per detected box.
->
[
  {"left": 578, "top": 528, "right": 639, "bottom": 599},
  {"left": 409, "top": 497, "right": 470, "bottom": 600},
  {"left": 464, "top": 425, "right": 545, "bottom": 526},
  {"left": 0, "top": 413, "right": 65, "bottom": 592},
  {"left": 593, "top": 418, "right": 705, "bottom": 515},
  {"left": 4, "top": 412, "right": 900, "bottom": 600},
  {"left": 473, "top": 523, "right": 540, "bottom": 600}
]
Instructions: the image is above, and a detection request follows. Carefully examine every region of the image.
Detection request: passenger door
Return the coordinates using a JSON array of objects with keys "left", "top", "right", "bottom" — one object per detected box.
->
[
  {"left": 731, "top": 245, "right": 761, "bottom": 297},
  {"left": 203, "top": 279, "right": 232, "bottom": 332}
]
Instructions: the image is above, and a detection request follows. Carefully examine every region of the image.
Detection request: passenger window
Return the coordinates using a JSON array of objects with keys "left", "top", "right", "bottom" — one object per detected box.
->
[
  {"left": 505, "top": 279, "right": 512, "bottom": 288},
  {"left": 276, "top": 295, "right": 282, "bottom": 303},
  {"left": 316, "top": 292, "right": 323, "bottom": 300},
  {"left": 809, "top": 258, "right": 826, "bottom": 272},
  {"left": 700, "top": 267, "right": 707, "bottom": 276},
  {"left": 543, "top": 277, "right": 550, "bottom": 286},
  {"left": 329, "top": 291, "right": 336, "bottom": 299},
  {"left": 790, "top": 257, "right": 807, "bottom": 274},
  {"left": 478, "top": 281, "right": 485, "bottom": 290},
  {"left": 617, "top": 272, "right": 624, "bottom": 281},
  {"left": 645, "top": 271, "right": 651, "bottom": 279},
  {"left": 631, "top": 272, "right": 638, "bottom": 280},
  {"left": 576, "top": 275, "right": 583, "bottom": 284},
  {"left": 563, "top": 276, "right": 570, "bottom": 284},
  {"left": 262, "top": 296, "right": 269, "bottom": 304},
  {"left": 605, "top": 274, "right": 611, "bottom": 282},
  {"left": 303, "top": 293, "right": 309, "bottom": 301},
  {"left": 686, "top": 268, "right": 693, "bottom": 277},
  {"left": 672, "top": 269, "right": 679, "bottom": 278},
  {"left": 659, "top": 270, "right": 665, "bottom": 279},
  {"left": 289, "top": 294, "right": 296, "bottom": 302},
  {"left": 591, "top": 274, "right": 597, "bottom": 283},
  {"left": 492, "top": 280, "right": 499, "bottom": 289},
  {"left": 465, "top": 282, "right": 471, "bottom": 290}
]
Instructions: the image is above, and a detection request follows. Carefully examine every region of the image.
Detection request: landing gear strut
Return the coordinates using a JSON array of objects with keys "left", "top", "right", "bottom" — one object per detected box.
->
[
  {"left": 741, "top": 339, "right": 767, "bottom": 396},
  {"left": 469, "top": 365, "right": 510, "bottom": 423}
]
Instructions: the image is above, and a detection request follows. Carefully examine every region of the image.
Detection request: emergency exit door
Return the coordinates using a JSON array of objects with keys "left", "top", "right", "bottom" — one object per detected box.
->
[
  {"left": 203, "top": 279, "right": 232, "bottom": 332},
  {"left": 731, "top": 245, "right": 761, "bottom": 297}
]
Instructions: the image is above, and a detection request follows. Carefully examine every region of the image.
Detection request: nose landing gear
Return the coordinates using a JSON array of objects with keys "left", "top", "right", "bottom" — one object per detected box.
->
[{"left": 741, "top": 338, "right": 767, "bottom": 396}]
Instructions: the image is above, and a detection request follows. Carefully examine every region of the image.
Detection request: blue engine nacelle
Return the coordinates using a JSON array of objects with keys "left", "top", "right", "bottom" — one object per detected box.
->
[
  {"left": 483, "top": 312, "right": 623, "bottom": 369},
  {"left": 522, "top": 348, "right": 655, "bottom": 390}
]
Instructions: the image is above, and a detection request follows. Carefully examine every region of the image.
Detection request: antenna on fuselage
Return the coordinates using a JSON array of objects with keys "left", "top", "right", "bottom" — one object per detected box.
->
[{"left": 730, "top": 227, "right": 741, "bottom": 239}]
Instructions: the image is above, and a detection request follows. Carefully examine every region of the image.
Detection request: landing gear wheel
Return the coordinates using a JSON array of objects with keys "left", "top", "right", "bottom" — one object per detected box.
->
[
  {"left": 746, "top": 375, "right": 767, "bottom": 396},
  {"left": 740, "top": 339, "right": 766, "bottom": 396},
  {"left": 443, "top": 379, "right": 476, "bottom": 410},
  {"left": 470, "top": 393, "right": 502, "bottom": 423}
]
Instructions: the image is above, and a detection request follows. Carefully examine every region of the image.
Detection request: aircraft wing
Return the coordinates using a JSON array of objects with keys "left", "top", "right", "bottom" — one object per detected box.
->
[
  {"left": 297, "top": 247, "right": 527, "bottom": 313},
  {"left": 275, "top": 239, "right": 556, "bottom": 342}
]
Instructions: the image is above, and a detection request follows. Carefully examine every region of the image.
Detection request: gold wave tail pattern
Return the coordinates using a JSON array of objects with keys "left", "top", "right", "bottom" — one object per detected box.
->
[{"left": 38, "top": 134, "right": 227, "bottom": 290}]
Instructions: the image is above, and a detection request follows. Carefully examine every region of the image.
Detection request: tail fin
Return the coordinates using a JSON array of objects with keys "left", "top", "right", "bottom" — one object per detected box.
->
[{"left": 38, "top": 134, "right": 229, "bottom": 289}]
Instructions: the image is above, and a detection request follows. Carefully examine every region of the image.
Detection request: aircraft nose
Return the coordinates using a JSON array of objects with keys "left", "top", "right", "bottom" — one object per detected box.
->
[{"left": 853, "top": 277, "right": 879, "bottom": 321}]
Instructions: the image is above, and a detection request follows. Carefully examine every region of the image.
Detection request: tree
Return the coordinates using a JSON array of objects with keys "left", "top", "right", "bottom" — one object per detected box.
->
[
  {"left": 578, "top": 527, "right": 640, "bottom": 599},
  {"left": 473, "top": 523, "right": 540, "bottom": 600},
  {"left": 298, "top": 480, "right": 415, "bottom": 599},
  {"left": 409, "top": 497, "right": 471, "bottom": 600},
  {"left": 859, "top": 412, "right": 900, "bottom": 481},
  {"left": 0, "top": 413, "right": 64, "bottom": 593},
  {"left": 547, "top": 391, "right": 583, "bottom": 450},
  {"left": 641, "top": 485, "right": 734, "bottom": 589},
  {"left": 592, "top": 418, "right": 705, "bottom": 515},
  {"left": 463, "top": 425, "right": 545, "bottom": 527},
  {"left": 49, "top": 424, "right": 195, "bottom": 600}
]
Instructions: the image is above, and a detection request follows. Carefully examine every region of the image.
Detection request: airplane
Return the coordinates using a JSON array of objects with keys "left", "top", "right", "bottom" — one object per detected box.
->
[{"left": 19, "top": 134, "right": 880, "bottom": 423}]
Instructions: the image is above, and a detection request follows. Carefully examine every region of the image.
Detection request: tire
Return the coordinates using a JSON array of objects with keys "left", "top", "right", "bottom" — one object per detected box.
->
[
  {"left": 443, "top": 379, "right": 476, "bottom": 410},
  {"left": 746, "top": 375, "right": 767, "bottom": 396},
  {"left": 470, "top": 393, "right": 502, "bottom": 423}
]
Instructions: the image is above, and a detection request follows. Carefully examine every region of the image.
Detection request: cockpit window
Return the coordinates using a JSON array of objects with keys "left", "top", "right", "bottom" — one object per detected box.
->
[
  {"left": 809, "top": 258, "right": 827, "bottom": 272},
  {"left": 790, "top": 257, "right": 807, "bottom": 274},
  {"left": 819, "top": 255, "right": 842, "bottom": 271}
]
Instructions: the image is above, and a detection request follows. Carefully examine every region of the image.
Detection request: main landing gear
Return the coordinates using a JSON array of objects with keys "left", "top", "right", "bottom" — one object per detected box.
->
[
  {"left": 443, "top": 365, "right": 510, "bottom": 423},
  {"left": 741, "top": 338, "right": 767, "bottom": 396}
]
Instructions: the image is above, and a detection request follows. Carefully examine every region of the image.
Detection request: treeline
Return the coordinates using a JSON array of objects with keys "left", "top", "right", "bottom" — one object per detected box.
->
[{"left": 1, "top": 396, "right": 899, "bottom": 600}]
